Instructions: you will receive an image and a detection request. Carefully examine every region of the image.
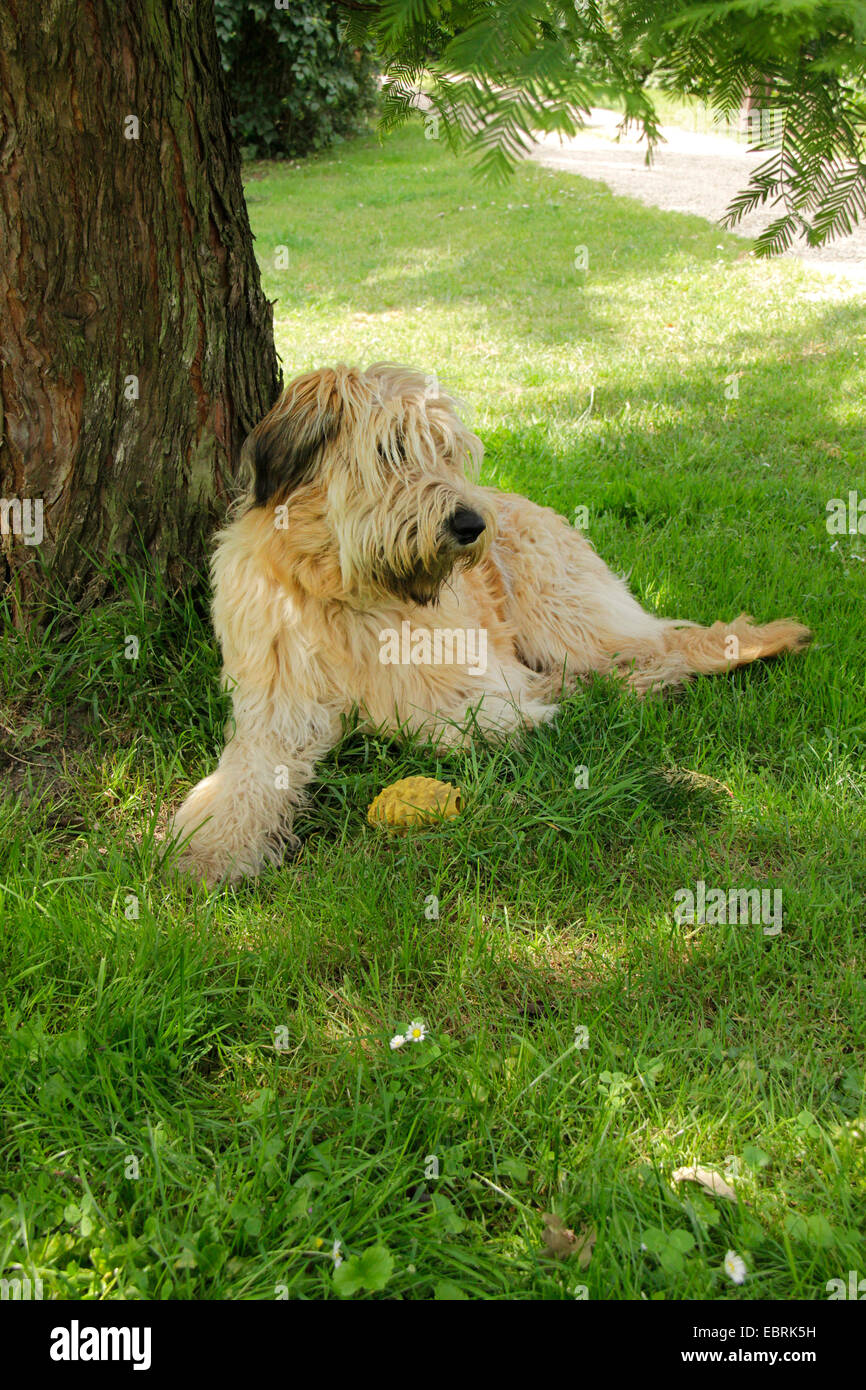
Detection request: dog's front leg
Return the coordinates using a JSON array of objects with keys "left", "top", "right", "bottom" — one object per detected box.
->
[
  {"left": 397, "top": 673, "right": 559, "bottom": 749},
  {"left": 170, "top": 711, "right": 339, "bottom": 886}
]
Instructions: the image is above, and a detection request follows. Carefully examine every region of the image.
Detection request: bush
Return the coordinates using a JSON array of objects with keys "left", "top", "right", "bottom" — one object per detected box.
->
[{"left": 215, "top": 0, "right": 379, "bottom": 159}]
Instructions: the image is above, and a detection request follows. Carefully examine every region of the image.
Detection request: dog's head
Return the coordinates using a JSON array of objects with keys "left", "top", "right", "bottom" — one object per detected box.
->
[{"left": 243, "top": 364, "right": 494, "bottom": 605}]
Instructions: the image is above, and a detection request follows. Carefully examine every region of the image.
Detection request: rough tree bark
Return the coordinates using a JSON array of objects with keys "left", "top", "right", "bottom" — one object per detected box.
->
[{"left": 0, "top": 0, "right": 281, "bottom": 616}]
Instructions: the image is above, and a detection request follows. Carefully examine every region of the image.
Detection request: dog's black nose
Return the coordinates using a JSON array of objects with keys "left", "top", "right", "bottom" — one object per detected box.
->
[{"left": 448, "top": 507, "right": 486, "bottom": 546}]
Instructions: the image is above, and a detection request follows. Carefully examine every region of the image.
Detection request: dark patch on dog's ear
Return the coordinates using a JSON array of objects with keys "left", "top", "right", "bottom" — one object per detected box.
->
[{"left": 246, "top": 388, "right": 342, "bottom": 507}]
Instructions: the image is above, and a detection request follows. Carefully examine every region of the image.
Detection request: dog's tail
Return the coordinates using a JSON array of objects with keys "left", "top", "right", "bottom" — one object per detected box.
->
[{"left": 623, "top": 613, "right": 812, "bottom": 694}]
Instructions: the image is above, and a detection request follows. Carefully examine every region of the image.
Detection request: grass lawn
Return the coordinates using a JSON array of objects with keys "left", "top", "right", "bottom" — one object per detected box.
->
[{"left": 1, "top": 124, "right": 864, "bottom": 1302}]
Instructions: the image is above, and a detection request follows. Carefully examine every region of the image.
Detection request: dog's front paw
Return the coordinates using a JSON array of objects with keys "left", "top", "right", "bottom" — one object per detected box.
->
[
  {"left": 172, "top": 845, "right": 249, "bottom": 888},
  {"left": 263, "top": 832, "right": 302, "bottom": 869},
  {"left": 171, "top": 828, "right": 301, "bottom": 888}
]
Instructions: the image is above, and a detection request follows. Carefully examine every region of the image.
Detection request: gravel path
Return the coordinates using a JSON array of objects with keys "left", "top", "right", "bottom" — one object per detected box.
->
[{"left": 531, "top": 109, "right": 866, "bottom": 281}]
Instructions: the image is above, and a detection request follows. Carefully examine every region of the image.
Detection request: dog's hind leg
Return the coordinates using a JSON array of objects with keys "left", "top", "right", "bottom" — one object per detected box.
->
[
  {"left": 489, "top": 493, "right": 811, "bottom": 696},
  {"left": 170, "top": 709, "right": 340, "bottom": 885},
  {"left": 517, "top": 558, "right": 810, "bottom": 697},
  {"left": 616, "top": 613, "right": 812, "bottom": 694}
]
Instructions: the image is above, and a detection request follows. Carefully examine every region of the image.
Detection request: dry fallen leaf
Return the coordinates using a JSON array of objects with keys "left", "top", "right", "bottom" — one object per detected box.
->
[
  {"left": 671, "top": 1165, "right": 737, "bottom": 1201},
  {"left": 541, "top": 1213, "right": 597, "bottom": 1265},
  {"left": 574, "top": 1225, "right": 597, "bottom": 1269},
  {"left": 541, "top": 1212, "right": 574, "bottom": 1259}
]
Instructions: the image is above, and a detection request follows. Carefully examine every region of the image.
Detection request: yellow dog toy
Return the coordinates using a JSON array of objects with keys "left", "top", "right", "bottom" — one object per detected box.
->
[{"left": 367, "top": 776, "right": 463, "bottom": 831}]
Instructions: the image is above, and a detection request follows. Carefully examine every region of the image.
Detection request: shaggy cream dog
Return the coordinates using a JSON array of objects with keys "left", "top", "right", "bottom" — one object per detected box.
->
[{"left": 171, "top": 363, "right": 810, "bottom": 883}]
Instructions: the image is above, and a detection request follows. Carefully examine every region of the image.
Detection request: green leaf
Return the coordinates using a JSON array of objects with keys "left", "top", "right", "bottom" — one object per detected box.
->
[
  {"left": 431, "top": 1194, "right": 465, "bottom": 1234},
  {"left": 659, "top": 1246, "right": 686, "bottom": 1274},
  {"left": 333, "top": 1244, "right": 395, "bottom": 1297},
  {"left": 742, "top": 1144, "right": 771, "bottom": 1171},
  {"left": 668, "top": 1229, "right": 695, "bottom": 1254},
  {"left": 434, "top": 1279, "right": 468, "bottom": 1300},
  {"left": 498, "top": 1157, "right": 529, "bottom": 1183}
]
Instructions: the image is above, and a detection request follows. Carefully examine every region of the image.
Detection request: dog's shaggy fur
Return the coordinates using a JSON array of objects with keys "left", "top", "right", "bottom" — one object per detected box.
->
[{"left": 171, "top": 363, "right": 811, "bottom": 884}]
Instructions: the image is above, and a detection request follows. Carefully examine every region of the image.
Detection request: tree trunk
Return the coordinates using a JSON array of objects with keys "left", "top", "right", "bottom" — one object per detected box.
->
[{"left": 0, "top": 0, "right": 281, "bottom": 616}]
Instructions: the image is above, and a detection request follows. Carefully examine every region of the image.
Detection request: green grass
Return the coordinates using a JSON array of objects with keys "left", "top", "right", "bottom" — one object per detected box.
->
[{"left": 1, "top": 125, "right": 864, "bottom": 1301}]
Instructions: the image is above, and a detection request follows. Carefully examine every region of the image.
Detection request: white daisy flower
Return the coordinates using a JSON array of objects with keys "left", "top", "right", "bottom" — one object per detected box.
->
[
  {"left": 724, "top": 1250, "right": 747, "bottom": 1284},
  {"left": 331, "top": 1240, "right": 343, "bottom": 1268},
  {"left": 389, "top": 1034, "right": 405, "bottom": 1050},
  {"left": 406, "top": 1020, "right": 427, "bottom": 1043}
]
